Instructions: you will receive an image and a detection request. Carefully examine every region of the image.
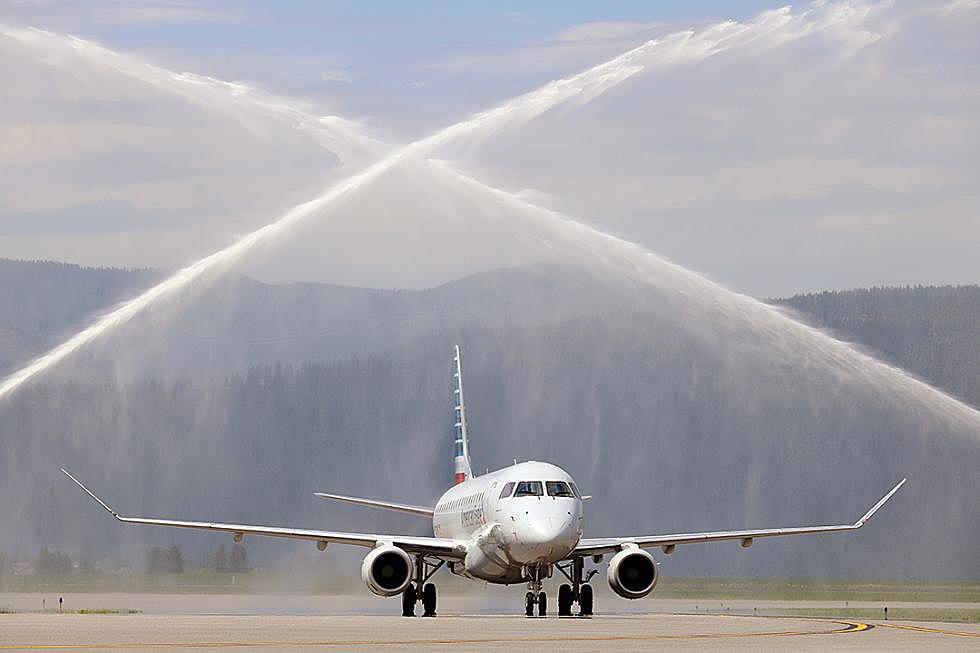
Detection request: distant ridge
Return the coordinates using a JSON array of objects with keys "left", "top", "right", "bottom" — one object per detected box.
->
[
  {"left": 0, "top": 259, "right": 977, "bottom": 579},
  {"left": 1, "top": 258, "right": 976, "bottom": 407},
  {"left": 776, "top": 286, "right": 980, "bottom": 409}
]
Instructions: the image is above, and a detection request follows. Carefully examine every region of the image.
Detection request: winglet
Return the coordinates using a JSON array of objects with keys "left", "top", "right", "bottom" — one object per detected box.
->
[
  {"left": 854, "top": 478, "right": 906, "bottom": 527},
  {"left": 61, "top": 468, "right": 119, "bottom": 519}
]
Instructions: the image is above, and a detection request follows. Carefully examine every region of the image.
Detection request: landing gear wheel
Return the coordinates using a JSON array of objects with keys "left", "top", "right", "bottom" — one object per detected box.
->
[
  {"left": 558, "top": 584, "right": 573, "bottom": 616},
  {"left": 525, "top": 592, "right": 535, "bottom": 617},
  {"left": 422, "top": 583, "right": 437, "bottom": 617},
  {"left": 402, "top": 584, "right": 416, "bottom": 617},
  {"left": 537, "top": 591, "right": 547, "bottom": 617},
  {"left": 579, "top": 584, "right": 593, "bottom": 616}
]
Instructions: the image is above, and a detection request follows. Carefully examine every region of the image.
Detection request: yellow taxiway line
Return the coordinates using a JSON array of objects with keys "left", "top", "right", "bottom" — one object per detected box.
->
[{"left": 876, "top": 622, "right": 980, "bottom": 638}]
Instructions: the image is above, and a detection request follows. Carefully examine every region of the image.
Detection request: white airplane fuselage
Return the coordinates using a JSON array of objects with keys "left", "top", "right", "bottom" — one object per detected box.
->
[{"left": 431, "top": 461, "right": 583, "bottom": 584}]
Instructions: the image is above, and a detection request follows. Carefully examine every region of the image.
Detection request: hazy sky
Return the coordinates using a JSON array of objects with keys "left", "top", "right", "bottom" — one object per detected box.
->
[{"left": 0, "top": 0, "right": 977, "bottom": 296}]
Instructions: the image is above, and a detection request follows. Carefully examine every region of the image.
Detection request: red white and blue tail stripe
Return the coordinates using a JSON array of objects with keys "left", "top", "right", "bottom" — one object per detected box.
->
[{"left": 452, "top": 345, "right": 473, "bottom": 485}]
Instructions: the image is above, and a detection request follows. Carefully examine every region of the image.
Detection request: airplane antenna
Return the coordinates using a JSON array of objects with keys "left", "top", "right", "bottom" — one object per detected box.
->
[{"left": 453, "top": 345, "right": 473, "bottom": 484}]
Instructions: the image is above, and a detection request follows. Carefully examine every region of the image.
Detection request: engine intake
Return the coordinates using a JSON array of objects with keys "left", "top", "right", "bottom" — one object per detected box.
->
[
  {"left": 607, "top": 547, "right": 658, "bottom": 599},
  {"left": 361, "top": 545, "right": 412, "bottom": 596}
]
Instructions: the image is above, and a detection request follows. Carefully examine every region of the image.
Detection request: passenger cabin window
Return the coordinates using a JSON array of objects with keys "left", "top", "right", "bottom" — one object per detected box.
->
[
  {"left": 514, "top": 481, "right": 544, "bottom": 497},
  {"left": 499, "top": 482, "right": 515, "bottom": 499},
  {"left": 546, "top": 481, "right": 575, "bottom": 497}
]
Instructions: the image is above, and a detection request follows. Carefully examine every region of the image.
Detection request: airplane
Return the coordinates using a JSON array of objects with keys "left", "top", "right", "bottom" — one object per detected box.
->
[{"left": 62, "top": 345, "right": 906, "bottom": 618}]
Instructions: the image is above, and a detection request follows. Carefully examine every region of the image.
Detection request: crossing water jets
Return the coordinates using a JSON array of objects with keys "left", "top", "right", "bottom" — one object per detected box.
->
[
  {"left": 0, "top": 0, "right": 967, "bottom": 443},
  {"left": 0, "top": 15, "right": 670, "bottom": 400}
]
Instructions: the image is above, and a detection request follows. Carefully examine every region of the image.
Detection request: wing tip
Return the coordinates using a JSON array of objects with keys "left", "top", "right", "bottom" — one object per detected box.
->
[
  {"left": 61, "top": 467, "right": 119, "bottom": 518},
  {"left": 855, "top": 477, "right": 906, "bottom": 527}
]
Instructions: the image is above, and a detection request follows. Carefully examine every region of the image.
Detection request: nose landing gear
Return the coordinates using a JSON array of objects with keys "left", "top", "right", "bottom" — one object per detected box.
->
[{"left": 523, "top": 565, "right": 549, "bottom": 617}]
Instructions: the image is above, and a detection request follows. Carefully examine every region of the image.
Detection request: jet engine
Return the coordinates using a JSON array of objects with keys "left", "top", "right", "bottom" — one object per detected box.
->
[
  {"left": 361, "top": 545, "right": 412, "bottom": 596},
  {"left": 607, "top": 547, "right": 658, "bottom": 599}
]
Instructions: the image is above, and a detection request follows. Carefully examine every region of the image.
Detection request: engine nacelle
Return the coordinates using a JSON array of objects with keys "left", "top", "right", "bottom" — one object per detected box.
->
[
  {"left": 361, "top": 545, "right": 412, "bottom": 597},
  {"left": 607, "top": 547, "right": 659, "bottom": 599}
]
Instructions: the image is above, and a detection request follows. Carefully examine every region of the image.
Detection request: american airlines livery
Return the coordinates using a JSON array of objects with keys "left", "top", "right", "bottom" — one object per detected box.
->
[{"left": 63, "top": 345, "right": 905, "bottom": 617}]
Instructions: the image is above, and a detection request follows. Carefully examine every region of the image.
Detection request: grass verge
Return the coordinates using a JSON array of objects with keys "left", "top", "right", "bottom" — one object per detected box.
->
[{"left": 773, "top": 606, "right": 980, "bottom": 624}]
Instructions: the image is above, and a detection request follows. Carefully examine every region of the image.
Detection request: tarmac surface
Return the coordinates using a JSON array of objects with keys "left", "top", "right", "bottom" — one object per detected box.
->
[{"left": 2, "top": 593, "right": 978, "bottom": 653}]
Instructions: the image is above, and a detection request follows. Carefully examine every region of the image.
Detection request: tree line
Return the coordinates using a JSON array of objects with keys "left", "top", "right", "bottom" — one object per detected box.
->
[{"left": 0, "top": 545, "right": 249, "bottom": 576}]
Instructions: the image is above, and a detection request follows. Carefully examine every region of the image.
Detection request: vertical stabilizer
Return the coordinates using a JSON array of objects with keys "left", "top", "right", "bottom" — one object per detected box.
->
[{"left": 452, "top": 345, "right": 473, "bottom": 484}]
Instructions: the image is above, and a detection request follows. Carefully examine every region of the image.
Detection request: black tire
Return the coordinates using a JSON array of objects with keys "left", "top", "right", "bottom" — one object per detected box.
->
[
  {"left": 537, "top": 591, "right": 547, "bottom": 617},
  {"left": 402, "top": 584, "right": 416, "bottom": 617},
  {"left": 558, "top": 584, "right": 573, "bottom": 616},
  {"left": 525, "top": 592, "right": 535, "bottom": 617},
  {"left": 579, "top": 584, "right": 593, "bottom": 616},
  {"left": 422, "top": 583, "right": 437, "bottom": 617}
]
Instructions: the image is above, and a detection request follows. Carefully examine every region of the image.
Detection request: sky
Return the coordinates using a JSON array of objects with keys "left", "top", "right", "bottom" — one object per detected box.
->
[{"left": 0, "top": 0, "right": 977, "bottom": 296}]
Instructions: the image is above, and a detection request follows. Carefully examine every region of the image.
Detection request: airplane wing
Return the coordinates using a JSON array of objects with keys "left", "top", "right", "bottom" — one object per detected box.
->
[
  {"left": 572, "top": 479, "right": 905, "bottom": 557},
  {"left": 62, "top": 469, "right": 463, "bottom": 559},
  {"left": 313, "top": 492, "right": 434, "bottom": 518}
]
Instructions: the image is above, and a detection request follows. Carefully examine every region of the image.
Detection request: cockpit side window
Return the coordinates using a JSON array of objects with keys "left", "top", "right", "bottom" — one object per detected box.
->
[
  {"left": 499, "top": 482, "right": 515, "bottom": 499},
  {"left": 546, "top": 481, "right": 575, "bottom": 497},
  {"left": 569, "top": 482, "right": 581, "bottom": 498},
  {"left": 513, "top": 481, "right": 544, "bottom": 497}
]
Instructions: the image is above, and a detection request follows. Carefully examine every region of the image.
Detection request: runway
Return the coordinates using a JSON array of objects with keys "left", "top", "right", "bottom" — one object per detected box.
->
[{"left": 1, "top": 612, "right": 976, "bottom": 652}]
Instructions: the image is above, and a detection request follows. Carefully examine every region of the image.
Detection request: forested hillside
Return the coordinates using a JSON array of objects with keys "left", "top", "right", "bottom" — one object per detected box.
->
[
  {"left": 3, "top": 259, "right": 976, "bottom": 408},
  {"left": 0, "top": 259, "right": 161, "bottom": 374},
  {"left": 0, "top": 259, "right": 643, "bottom": 381},
  {"left": 777, "top": 286, "right": 980, "bottom": 408},
  {"left": 0, "top": 260, "right": 977, "bottom": 579}
]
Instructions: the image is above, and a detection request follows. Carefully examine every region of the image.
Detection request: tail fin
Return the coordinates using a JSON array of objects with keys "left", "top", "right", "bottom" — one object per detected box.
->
[{"left": 452, "top": 345, "right": 473, "bottom": 484}]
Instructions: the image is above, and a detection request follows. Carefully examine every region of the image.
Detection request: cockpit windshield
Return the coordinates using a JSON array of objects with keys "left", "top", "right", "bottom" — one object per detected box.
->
[
  {"left": 513, "top": 481, "right": 544, "bottom": 497},
  {"left": 546, "top": 481, "right": 575, "bottom": 497}
]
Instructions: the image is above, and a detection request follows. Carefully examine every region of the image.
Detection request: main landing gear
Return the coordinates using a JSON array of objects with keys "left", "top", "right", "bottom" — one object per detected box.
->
[
  {"left": 555, "top": 557, "right": 597, "bottom": 617},
  {"left": 402, "top": 555, "right": 443, "bottom": 617}
]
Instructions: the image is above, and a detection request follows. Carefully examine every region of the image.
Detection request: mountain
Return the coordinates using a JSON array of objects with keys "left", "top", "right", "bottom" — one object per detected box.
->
[
  {"left": 0, "top": 259, "right": 645, "bottom": 381},
  {"left": 0, "top": 259, "right": 162, "bottom": 375},
  {"left": 0, "top": 260, "right": 977, "bottom": 579},
  {"left": 776, "top": 286, "right": 980, "bottom": 409}
]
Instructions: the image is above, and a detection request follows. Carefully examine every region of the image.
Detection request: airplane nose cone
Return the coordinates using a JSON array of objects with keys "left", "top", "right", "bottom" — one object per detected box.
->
[
  {"left": 512, "top": 513, "right": 580, "bottom": 563},
  {"left": 547, "top": 515, "right": 579, "bottom": 541},
  {"left": 524, "top": 515, "right": 575, "bottom": 542}
]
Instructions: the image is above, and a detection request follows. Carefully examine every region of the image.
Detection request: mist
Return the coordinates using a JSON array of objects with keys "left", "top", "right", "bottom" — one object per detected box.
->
[{"left": 0, "top": 1, "right": 977, "bottom": 584}]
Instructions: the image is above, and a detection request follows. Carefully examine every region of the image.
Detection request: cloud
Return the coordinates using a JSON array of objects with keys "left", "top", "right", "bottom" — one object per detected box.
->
[
  {"left": 93, "top": 2, "right": 236, "bottom": 25},
  {"left": 319, "top": 67, "right": 353, "bottom": 84},
  {"left": 0, "top": 29, "right": 343, "bottom": 267},
  {"left": 0, "top": 1, "right": 241, "bottom": 28},
  {"left": 0, "top": 1, "right": 975, "bottom": 296},
  {"left": 440, "top": 1, "right": 979, "bottom": 295},
  {"left": 554, "top": 20, "right": 669, "bottom": 43}
]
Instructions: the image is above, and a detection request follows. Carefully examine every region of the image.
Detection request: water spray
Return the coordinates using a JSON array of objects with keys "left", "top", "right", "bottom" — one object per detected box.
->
[
  {"left": 4, "top": 4, "right": 838, "bottom": 399},
  {"left": 2, "top": 0, "right": 976, "bottom": 443},
  {"left": 430, "top": 162, "right": 980, "bottom": 434},
  {"left": 0, "top": 20, "right": 667, "bottom": 401}
]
